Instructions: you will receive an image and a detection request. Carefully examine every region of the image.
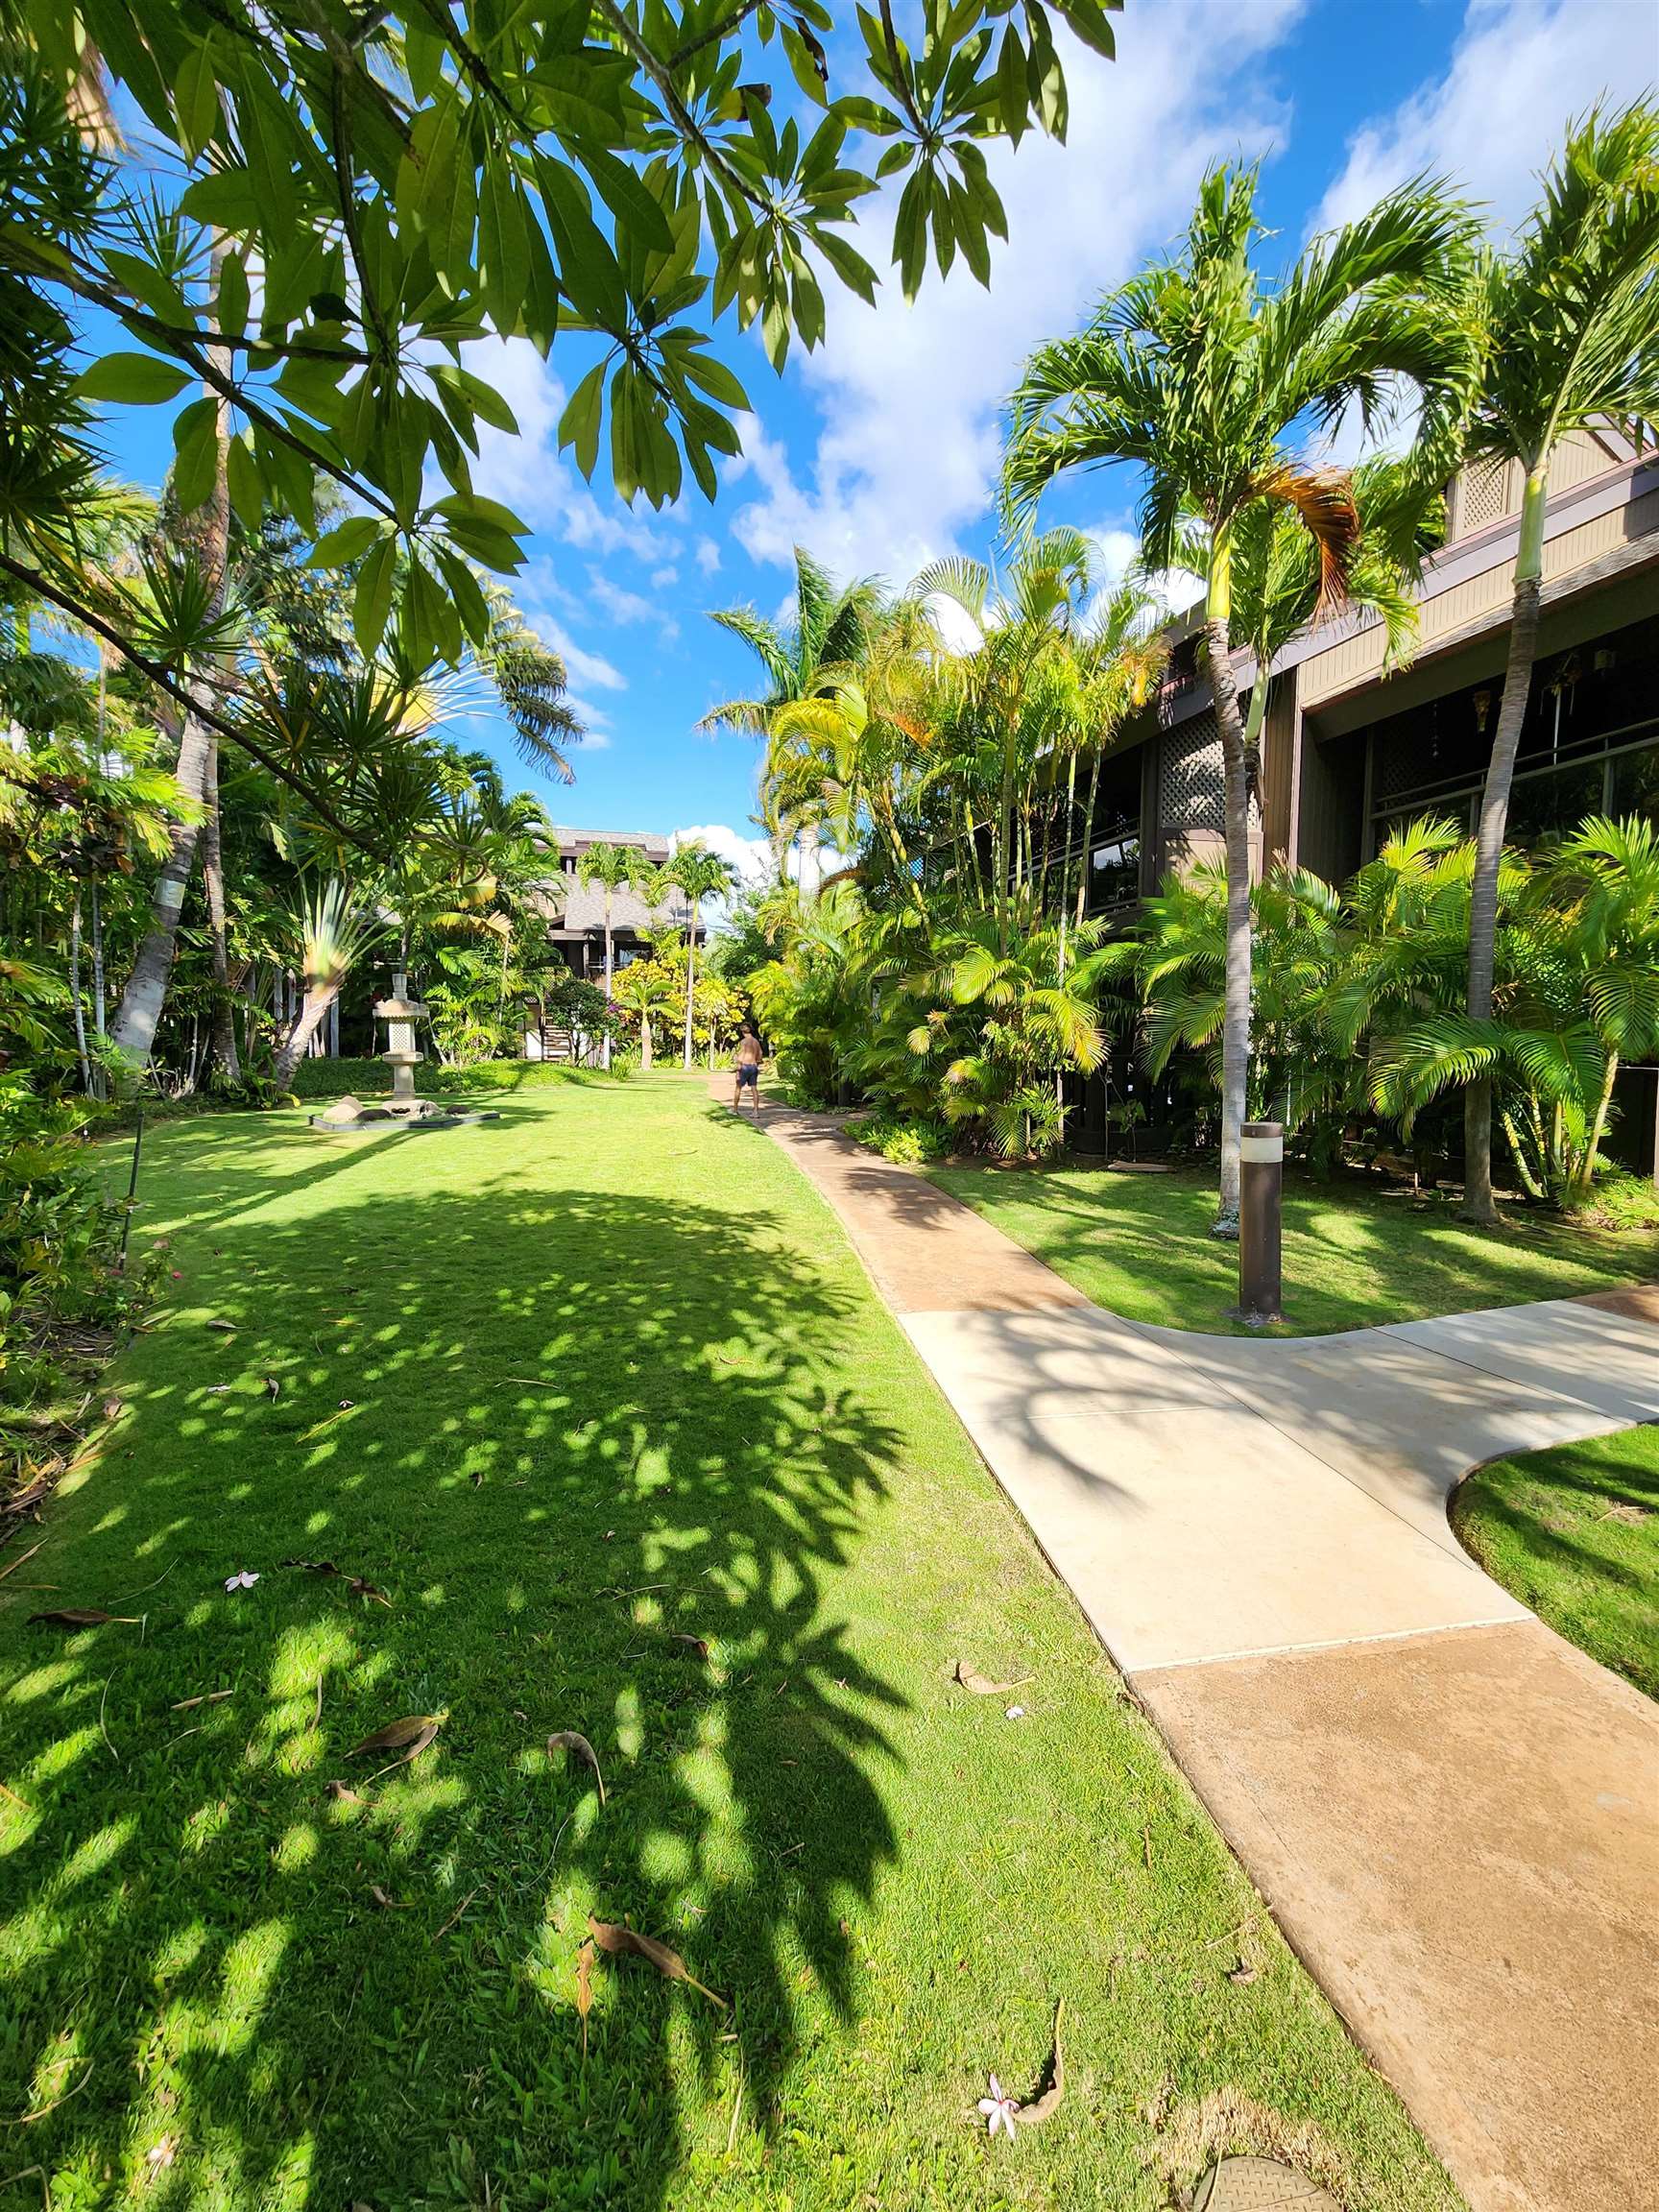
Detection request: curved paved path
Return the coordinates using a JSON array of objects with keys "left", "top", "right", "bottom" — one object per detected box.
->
[{"left": 733, "top": 1092, "right": 1659, "bottom": 2212}]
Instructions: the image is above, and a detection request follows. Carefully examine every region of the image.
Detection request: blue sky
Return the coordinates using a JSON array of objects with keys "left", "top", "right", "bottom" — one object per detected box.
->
[{"left": 90, "top": 0, "right": 1645, "bottom": 885}]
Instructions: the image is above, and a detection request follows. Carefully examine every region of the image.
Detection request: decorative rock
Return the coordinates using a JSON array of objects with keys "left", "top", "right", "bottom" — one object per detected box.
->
[
  {"left": 1192, "top": 2159, "right": 1339, "bottom": 2210},
  {"left": 311, "top": 1094, "right": 366, "bottom": 1129}
]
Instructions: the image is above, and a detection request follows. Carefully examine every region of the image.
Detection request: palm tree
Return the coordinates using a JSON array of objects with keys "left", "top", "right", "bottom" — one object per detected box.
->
[
  {"left": 1455, "top": 104, "right": 1659, "bottom": 1222},
  {"left": 611, "top": 956, "right": 677, "bottom": 1070},
  {"left": 272, "top": 878, "right": 382, "bottom": 1089},
  {"left": 701, "top": 546, "right": 886, "bottom": 874},
  {"left": 576, "top": 840, "right": 648, "bottom": 1067},
  {"left": 1004, "top": 165, "right": 1475, "bottom": 1231},
  {"left": 663, "top": 843, "right": 739, "bottom": 1068}
]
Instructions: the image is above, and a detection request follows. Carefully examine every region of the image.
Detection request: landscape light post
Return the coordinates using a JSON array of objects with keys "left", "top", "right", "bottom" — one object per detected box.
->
[{"left": 1236, "top": 1120, "right": 1283, "bottom": 1326}]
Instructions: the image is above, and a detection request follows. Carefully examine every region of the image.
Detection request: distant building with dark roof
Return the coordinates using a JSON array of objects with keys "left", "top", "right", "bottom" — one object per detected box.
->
[{"left": 529, "top": 830, "right": 702, "bottom": 982}]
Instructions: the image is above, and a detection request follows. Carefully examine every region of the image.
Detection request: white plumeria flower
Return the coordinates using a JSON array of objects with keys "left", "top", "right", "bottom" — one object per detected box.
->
[
  {"left": 1005, "top": 1703, "right": 1026, "bottom": 1719},
  {"left": 224, "top": 1570, "right": 259, "bottom": 1592},
  {"left": 978, "top": 2075, "right": 1018, "bottom": 2141}
]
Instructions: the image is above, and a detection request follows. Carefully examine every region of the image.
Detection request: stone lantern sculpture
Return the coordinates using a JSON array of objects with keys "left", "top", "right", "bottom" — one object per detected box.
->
[
  {"left": 374, "top": 967, "right": 430, "bottom": 1115},
  {"left": 309, "top": 966, "right": 497, "bottom": 1132}
]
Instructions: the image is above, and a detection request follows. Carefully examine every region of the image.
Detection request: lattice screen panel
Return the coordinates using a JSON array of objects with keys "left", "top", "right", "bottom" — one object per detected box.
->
[
  {"left": 1457, "top": 460, "right": 1516, "bottom": 536},
  {"left": 1157, "top": 712, "right": 1259, "bottom": 831}
]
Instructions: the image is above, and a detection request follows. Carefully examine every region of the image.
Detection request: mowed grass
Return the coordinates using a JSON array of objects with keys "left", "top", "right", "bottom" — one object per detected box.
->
[
  {"left": 1, "top": 1077, "right": 1458, "bottom": 2211},
  {"left": 929, "top": 1160, "right": 1658, "bottom": 1336},
  {"left": 1455, "top": 1425, "right": 1659, "bottom": 1699}
]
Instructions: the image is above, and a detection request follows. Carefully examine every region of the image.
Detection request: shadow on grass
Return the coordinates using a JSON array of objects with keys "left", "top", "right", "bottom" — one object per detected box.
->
[
  {"left": 1, "top": 1165, "right": 906, "bottom": 2205},
  {"left": 930, "top": 1159, "right": 1657, "bottom": 1335}
]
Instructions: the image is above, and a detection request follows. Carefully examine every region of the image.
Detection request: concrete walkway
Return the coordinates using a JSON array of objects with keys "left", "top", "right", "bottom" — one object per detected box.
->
[{"left": 739, "top": 1095, "right": 1659, "bottom": 2212}]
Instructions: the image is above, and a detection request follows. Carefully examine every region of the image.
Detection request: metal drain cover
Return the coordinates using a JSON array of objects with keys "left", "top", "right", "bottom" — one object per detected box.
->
[{"left": 1192, "top": 2158, "right": 1339, "bottom": 2210}]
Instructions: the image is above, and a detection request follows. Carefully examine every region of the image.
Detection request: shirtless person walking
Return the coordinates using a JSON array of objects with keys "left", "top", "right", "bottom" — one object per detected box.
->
[{"left": 733, "top": 1022, "right": 763, "bottom": 1116}]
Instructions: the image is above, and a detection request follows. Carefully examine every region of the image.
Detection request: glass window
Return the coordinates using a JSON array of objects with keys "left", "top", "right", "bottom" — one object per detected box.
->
[
  {"left": 1610, "top": 743, "right": 1659, "bottom": 828},
  {"left": 1087, "top": 835, "right": 1141, "bottom": 911},
  {"left": 1505, "top": 760, "right": 1607, "bottom": 849}
]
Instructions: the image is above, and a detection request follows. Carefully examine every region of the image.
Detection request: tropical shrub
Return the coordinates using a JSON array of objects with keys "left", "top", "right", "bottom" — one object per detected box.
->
[
  {"left": 0, "top": 956, "right": 147, "bottom": 1437},
  {"left": 853, "top": 1113, "right": 952, "bottom": 1165},
  {"left": 1118, "top": 814, "right": 1659, "bottom": 1206}
]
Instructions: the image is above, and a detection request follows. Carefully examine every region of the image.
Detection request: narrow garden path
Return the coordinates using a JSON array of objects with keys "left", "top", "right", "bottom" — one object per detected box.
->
[{"left": 742, "top": 1091, "right": 1659, "bottom": 2212}]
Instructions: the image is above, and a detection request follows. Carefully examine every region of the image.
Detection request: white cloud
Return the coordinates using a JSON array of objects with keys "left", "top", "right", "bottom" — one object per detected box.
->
[
  {"left": 651, "top": 564, "right": 679, "bottom": 589},
  {"left": 1314, "top": 0, "right": 1646, "bottom": 242},
  {"left": 1082, "top": 522, "right": 1205, "bottom": 622},
  {"left": 669, "top": 821, "right": 853, "bottom": 917},
  {"left": 520, "top": 597, "right": 628, "bottom": 694},
  {"left": 670, "top": 822, "right": 775, "bottom": 888},
  {"left": 695, "top": 535, "right": 722, "bottom": 575},
  {"left": 730, "top": 0, "right": 1307, "bottom": 588},
  {"left": 565, "top": 697, "right": 613, "bottom": 749},
  {"left": 588, "top": 570, "right": 679, "bottom": 638},
  {"left": 465, "top": 336, "right": 684, "bottom": 564}
]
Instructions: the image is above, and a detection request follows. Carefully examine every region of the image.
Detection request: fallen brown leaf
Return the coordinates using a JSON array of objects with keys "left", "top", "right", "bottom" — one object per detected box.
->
[
  {"left": 28, "top": 1607, "right": 136, "bottom": 1628},
  {"left": 953, "top": 1661, "right": 1033, "bottom": 1696},
  {"left": 204, "top": 1318, "right": 237, "bottom": 1334},
  {"left": 348, "top": 1714, "right": 443, "bottom": 1762},
  {"left": 263, "top": 1377, "right": 280, "bottom": 1401},
  {"left": 588, "top": 1915, "right": 727, "bottom": 2008},
  {"left": 547, "top": 1730, "right": 607, "bottom": 1806},
  {"left": 369, "top": 1884, "right": 406, "bottom": 1910},
  {"left": 670, "top": 1632, "right": 710, "bottom": 1660},
  {"left": 101, "top": 1398, "right": 123, "bottom": 1423},
  {"left": 1225, "top": 1960, "right": 1259, "bottom": 1986},
  {"left": 325, "top": 1780, "right": 367, "bottom": 1805}
]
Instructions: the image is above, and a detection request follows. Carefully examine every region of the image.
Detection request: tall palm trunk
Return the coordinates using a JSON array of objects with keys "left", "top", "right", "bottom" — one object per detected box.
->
[
  {"left": 1573, "top": 1046, "right": 1621, "bottom": 1204},
  {"left": 111, "top": 242, "right": 231, "bottom": 1069},
  {"left": 682, "top": 902, "right": 698, "bottom": 1069},
  {"left": 203, "top": 732, "right": 241, "bottom": 1088},
  {"left": 1462, "top": 467, "right": 1548, "bottom": 1223},
  {"left": 274, "top": 981, "right": 341, "bottom": 1090},
  {"left": 601, "top": 889, "right": 613, "bottom": 1070},
  {"left": 111, "top": 702, "right": 213, "bottom": 1064},
  {"left": 69, "top": 889, "right": 90, "bottom": 1091},
  {"left": 89, "top": 878, "right": 107, "bottom": 1041},
  {"left": 638, "top": 1008, "right": 653, "bottom": 1070},
  {"left": 1074, "top": 741, "right": 1105, "bottom": 929},
  {"left": 1203, "top": 553, "right": 1251, "bottom": 1238}
]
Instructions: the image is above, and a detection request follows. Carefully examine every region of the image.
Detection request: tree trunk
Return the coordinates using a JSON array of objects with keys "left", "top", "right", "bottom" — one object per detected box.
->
[
  {"left": 1203, "top": 612, "right": 1252, "bottom": 1238},
  {"left": 639, "top": 1010, "right": 653, "bottom": 1070},
  {"left": 110, "top": 242, "right": 232, "bottom": 1070},
  {"left": 111, "top": 704, "right": 213, "bottom": 1066},
  {"left": 1575, "top": 1049, "right": 1621, "bottom": 1203},
  {"left": 1462, "top": 470, "right": 1547, "bottom": 1225},
  {"left": 1074, "top": 743, "right": 1105, "bottom": 930},
  {"left": 274, "top": 981, "right": 341, "bottom": 1090},
  {"left": 69, "top": 888, "right": 90, "bottom": 1092},
  {"left": 203, "top": 732, "right": 241, "bottom": 1089},
  {"left": 89, "top": 877, "right": 107, "bottom": 1038},
  {"left": 682, "top": 905, "right": 697, "bottom": 1069},
  {"left": 602, "top": 894, "right": 613, "bottom": 1071}
]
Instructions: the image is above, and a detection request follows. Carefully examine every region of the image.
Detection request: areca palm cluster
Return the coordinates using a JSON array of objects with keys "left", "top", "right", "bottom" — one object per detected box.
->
[
  {"left": 1119, "top": 814, "right": 1659, "bottom": 1209},
  {"left": 718, "top": 532, "right": 1163, "bottom": 1152}
]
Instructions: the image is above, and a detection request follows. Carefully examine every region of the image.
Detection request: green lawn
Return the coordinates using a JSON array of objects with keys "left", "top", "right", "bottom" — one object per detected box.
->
[
  {"left": 1454, "top": 1426, "right": 1659, "bottom": 1700},
  {"left": 928, "top": 1161, "right": 1658, "bottom": 1336},
  {"left": 0, "top": 1077, "right": 1457, "bottom": 2211}
]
